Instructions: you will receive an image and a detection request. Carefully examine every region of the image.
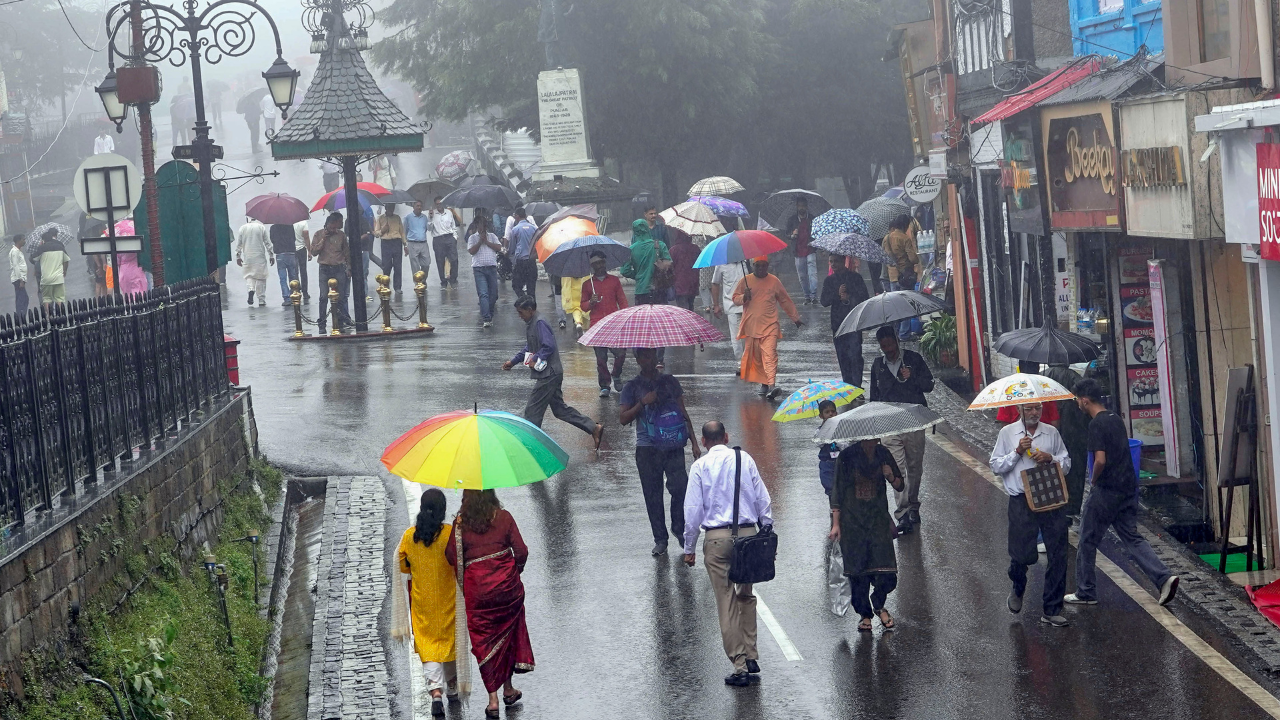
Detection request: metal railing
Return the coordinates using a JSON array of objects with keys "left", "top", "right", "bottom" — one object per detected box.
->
[{"left": 0, "top": 278, "right": 229, "bottom": 530}]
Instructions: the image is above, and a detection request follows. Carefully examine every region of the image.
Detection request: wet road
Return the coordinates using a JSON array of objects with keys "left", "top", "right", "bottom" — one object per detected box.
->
[{"left": 222, "top": 247, "right": 1276, "bottom": 719}]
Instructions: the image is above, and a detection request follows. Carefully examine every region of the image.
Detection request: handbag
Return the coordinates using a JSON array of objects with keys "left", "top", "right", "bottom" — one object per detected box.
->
[{"left": 728, "top": 447, "right": 778, "bottom": 584}]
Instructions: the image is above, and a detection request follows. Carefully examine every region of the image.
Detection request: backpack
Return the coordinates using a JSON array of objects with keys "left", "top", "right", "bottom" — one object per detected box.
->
[{"left": 636, "top": 376, "right": 688, "bottom": 449}]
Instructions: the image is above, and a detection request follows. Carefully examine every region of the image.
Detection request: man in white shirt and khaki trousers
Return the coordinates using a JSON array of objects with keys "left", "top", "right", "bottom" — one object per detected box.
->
[
  {"left": 990, "top": 402, "right": 1072, "bottom": 628},
  {"left": 683, "top": 421, "right": 774, "bottom": 687}
]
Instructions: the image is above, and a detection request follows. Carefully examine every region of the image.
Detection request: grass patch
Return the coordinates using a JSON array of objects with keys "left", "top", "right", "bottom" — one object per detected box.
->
[{"left": 7, "top": 460, "right": 286, "bottom": 720}]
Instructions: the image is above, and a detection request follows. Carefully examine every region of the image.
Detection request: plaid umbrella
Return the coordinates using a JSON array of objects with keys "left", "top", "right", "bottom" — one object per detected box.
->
[
  {"left": 836, "top": 290, "right": 947, "bottom": 335},
  {"left": 688, "top": 176, "right": 745, "bottom": 196},
  {"left": 855, "top": 196, "right": 910, "bottom": 239},
  {"left": 814, "top": 402, "right": 942, "bottom": 443},
  {"left": 810, "top": 233, "right": 894, "bottom": 264},
  {"left": 246, "top": 193, "right": 311, "bottom": 224},
  {"left": 660, "top": 201, "right": 726, "bottom": 237},
  {"left": 27, "top": 223, "right": 75, "bottom": 250},
  {"left": 690, "top": 195, "right": 749, "bottom": 218},
  {"left": 435, "top": 151, "right": 474, "bottom": 182},
  {"left": 772, "top": 381, "right": 865, "bottom": 422},
  {"left": 578, "top": 304, "right": 725, "bottom": 348},
  {"left": 760, "top": 189, "right": 831, "bottom": 227},
  {"left": 811, "top": 208, "right": 870, "bottom": 239}
]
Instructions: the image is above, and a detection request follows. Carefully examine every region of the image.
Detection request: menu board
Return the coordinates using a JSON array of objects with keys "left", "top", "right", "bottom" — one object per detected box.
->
[{"left": 1117, "top": 245, "right": 1163, "bottom": 448}]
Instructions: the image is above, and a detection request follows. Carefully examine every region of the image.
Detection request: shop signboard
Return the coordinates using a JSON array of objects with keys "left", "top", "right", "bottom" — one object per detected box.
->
[
  {"left": 1257, "top": 142, "right": 1280, "bottom": 260},
  {"left": 1001, "top": 117, "right": 1047, "bottom": 236},
  {"left": 1117, "top": 245, "right": 1163, "bottom": 449},
  {"left": 1041, "top": 101, "right": 1122, "bottom": 230},
  {"left": 904, "top": 166, "right": 942, "bottom": 203},
  {"left": 1147, "top": 260, "right": 1180, "bottom": 476}
]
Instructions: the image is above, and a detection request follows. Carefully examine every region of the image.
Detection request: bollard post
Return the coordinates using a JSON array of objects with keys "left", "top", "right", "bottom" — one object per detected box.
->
[
  {"left": 414, "top": 270, "right": 432, "bottom": 330},
  {"left": 290, "top": 280, "right": 304, "bottom": 337},
  {"left": 376, "top": 274, "right": 393, "bottom": 332},
  {"left": 327, "top": 278, "right": 342, "bottom": 336}
]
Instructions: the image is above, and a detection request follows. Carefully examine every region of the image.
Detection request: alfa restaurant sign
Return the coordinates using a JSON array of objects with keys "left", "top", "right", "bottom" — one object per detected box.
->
[
  {"left": 1044, "top": 110, "right": 1121, "bottom": 230},
  {"left": 1258, "top": 143, "right": 1280, "bottom": 261}
]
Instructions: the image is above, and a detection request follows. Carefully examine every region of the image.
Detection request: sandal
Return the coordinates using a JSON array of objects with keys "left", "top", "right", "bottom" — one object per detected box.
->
[
  {"left": 857, "top": 617, "right": 873, "bottom": 632},
  {"left": 485, "top": 707, "right": 500, "bottom": 719},
  {"left": 877, "top": 609, "right": 895, "bottom": 630},
  {"left": 592, "top": 424, "right": 605, "bottom": 450},
  {"left": 503, "top": 690, "right": 523, "bottom": 706}
]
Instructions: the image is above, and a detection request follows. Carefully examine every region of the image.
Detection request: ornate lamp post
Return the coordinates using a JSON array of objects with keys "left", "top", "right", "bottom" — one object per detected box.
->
[{"left": 98, "top": 0, "right": 299, "bottom": 276}]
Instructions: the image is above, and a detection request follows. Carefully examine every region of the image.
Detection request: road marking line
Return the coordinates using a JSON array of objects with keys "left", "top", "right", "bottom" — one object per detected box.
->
[
  {"left": 929, "top": 433, "right": 1280, "bottom": 718},
  {"left": 755, "top": 592, "right": 803, "bottom": 661}
]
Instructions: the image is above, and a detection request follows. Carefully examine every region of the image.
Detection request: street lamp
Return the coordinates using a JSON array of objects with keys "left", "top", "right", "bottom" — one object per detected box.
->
[
  {"left": 101, "top": 0, "right": 299, "bottom": 275},
  {"left": 94, "top": 69, "right": 128, "bottom": 132}
]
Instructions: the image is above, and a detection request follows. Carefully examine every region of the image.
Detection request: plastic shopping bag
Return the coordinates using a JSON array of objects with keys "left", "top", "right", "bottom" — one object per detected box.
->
[{"left": 827, "top": 538, "right": 851, "bottom": 617}]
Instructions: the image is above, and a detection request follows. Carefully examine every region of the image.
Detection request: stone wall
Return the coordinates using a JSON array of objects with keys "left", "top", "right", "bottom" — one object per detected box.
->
[{"left": 0, "top": 390, "right": 256, "bottom": 687}]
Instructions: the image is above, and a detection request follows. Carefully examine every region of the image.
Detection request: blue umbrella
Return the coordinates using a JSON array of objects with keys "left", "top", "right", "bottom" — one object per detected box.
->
[
  {"left": 690, "top": 195, "right": 749, "bottom": 218},
  {"left": 692, "top": 230, "right": 788, "bottom": 269},
  {"left": 541, "top": 235, "right": 631, "bottom": 277},
  {"left": 810, "top": 233, "right": 894, "bottom": 264},
  {"left": 811, "top": 208, "right": 871, "bottom": 240}
]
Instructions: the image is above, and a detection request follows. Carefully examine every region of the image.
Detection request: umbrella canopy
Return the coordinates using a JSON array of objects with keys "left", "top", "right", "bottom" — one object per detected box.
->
[
  {"left": 375, "top": 189, "right": 417, "bottom": 205},
  {"left": 660, "top": 201, "right": 726, "bottom": 238},
  {"left": 235, "top": 88, "right": 269, "bottom": 114},
  {"left": 440, "top": 183, "right": 521, "bottom": 211},
  {"left": 523, "top": 201, "right": 561, "bottom": 218},
  {"left": 688, "top": 176, "right": 745, "bottom": 196},
  {"left": 760, "top": 189, "right": 831, "bottom": 227},
  {"left": 854, "top": 196, "right": 910, "bottom": 239},
  {"left": 836, "top": 290, "right": 947, "bottom": 336},
  {"left": 542, "top": 235, "right": 631, "bottom": 277},
  {"left": 811, "top": 208, "right": 871, "bottom": 239},
  {"left": 814, "top": 402, "right": 942, "bottom": 443},
  {"left": 382, "top": 409, "right": 569, "bottom": 489},
  {"left": 969, "top": 373, "right": 1075, "bottom": 410},
  {"left": 311, "top": 188, "right": 382, "bottom": 213},
  {"left": 436, "top": 151, "right": 474, "bottom": 182},
  {"left": 246, "top": 193, "right": 310, "bottom": 224},
  {"left": 693, "top": 230, "right": 788, "bottom": 269},
  {"left": 992, "top": 324, "right": 1101, "bottom": 365},
  {"left": 579, "top": 304, "right": 725, "bottom": 348},
  {"left": 690, "top": 195, "right": 749, "bottom": 218},
  {"left": 535, "top": 216, "right": 599, "bottom": 263},
  {"left": 772, "top": 381, "right": 865, "bottom": 423},
  {"left": 810, "top": 233, "right": 895, "bottom": 264},
  {"left": 407, "top": 179, "right": 455, "bottom": 206},
  {"left": 113, "top": 218, "right": 135, "bottom": 235},
  {"left": 28, "top": 223, "right": 75, "bottom": 250}
]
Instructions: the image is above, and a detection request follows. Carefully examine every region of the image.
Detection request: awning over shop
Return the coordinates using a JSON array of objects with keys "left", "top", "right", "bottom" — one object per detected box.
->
[{"left": 971, "top": 57, "right": 1102, "bottom": 126}]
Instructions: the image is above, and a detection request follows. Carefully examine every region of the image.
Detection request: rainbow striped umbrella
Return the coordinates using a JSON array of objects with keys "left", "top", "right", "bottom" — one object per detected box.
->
[
  {"left": 771, "top": 380, "right": 865, "bottom": 422},
  {"left": 381, "top": 409, "right": 569, "bottom": 489}
]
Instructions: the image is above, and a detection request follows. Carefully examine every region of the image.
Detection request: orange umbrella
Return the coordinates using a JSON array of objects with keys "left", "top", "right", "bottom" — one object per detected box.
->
[{"left": 535, "top": 216, "right": 598, "bottom": 263}]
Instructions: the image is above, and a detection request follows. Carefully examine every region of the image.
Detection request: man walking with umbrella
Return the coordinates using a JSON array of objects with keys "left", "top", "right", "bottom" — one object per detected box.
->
[
  {"left": 429, "top": 196, "right": 460, "bottom": 287},
  {"left": 868, "top": 325, "right": 934, "bottom": 534},
  {"left": 732, "top": 257, "right": 803, "bottom": 399},
  {"left": 503, "top": 296, "right": 605, "bottom": 447},
  {"left": 581, "top": 250, "right": 628, "bottom": 396},
  {"left": 821, "top": 254, "right": 869, "bottom": 386},
  {"left": 785, "top": 197, "right": 818, "bottom": 304}
]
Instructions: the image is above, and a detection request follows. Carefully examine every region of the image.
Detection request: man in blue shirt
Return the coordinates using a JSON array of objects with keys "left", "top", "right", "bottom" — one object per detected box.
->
[
  {"left": 503, "top": 295, "right": 604, "bottom": 447},
  {"left": 507, "top": 208, "right": 539, "bottom": 298},
  {"left": 404, "top": 201, "right": 432, "bottom": 283}
]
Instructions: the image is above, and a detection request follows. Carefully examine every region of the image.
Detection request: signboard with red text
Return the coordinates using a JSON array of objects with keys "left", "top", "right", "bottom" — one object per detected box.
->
[{"left": 1256, "top": 143, "right": 1280, "bottom": 260}]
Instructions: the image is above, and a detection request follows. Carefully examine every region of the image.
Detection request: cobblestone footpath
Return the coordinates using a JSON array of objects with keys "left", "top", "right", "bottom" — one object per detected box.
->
[{"left": 307, "top": 477, "right": 390, "bottom": 720}]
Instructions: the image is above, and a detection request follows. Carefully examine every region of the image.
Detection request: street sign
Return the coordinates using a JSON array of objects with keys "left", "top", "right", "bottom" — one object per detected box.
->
[
  {"left": 81, "top": 235, "right": 143, "bottom": 255},
  {"left": 171, "top": 144, "right": 224, "bottom": 161},
  {"left": 903, "top": 165, "right": 942, "bottom": 203},
  {"left": 72, "top": 153, "right": 141, "bottom": 223},
  {"left": 1257, "top": 143, "right": 1280, "bottom": 261}
]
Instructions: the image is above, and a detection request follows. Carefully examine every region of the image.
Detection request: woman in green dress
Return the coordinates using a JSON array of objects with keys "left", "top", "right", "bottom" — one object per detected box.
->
[{"left": 828, "top": 438, "right": 905, "bottom": 631}]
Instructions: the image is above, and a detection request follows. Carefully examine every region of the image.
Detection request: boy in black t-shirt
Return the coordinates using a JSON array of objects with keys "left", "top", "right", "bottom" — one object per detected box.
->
[{"left": 1065, "top": 379, "right": 1179, "bottom": 607}]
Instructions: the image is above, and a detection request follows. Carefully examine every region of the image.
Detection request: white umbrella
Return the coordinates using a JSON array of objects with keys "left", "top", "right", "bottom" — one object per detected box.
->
[
  {"left": 660, "top": 201, "right": 727, "bottom": 237},
  {"left": 814, "top": 402, "right": 942, "bottom": 443},
  {"left": 688, "top": 176, "right": 745, "bottom": 196},
  {"left": 968, "top": 373, "right": 1075, "bottom": 410}
]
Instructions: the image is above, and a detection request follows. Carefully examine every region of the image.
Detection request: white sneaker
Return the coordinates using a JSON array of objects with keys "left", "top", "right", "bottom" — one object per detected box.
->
[
  {"left": 1159, "top": 575, "right": 1180, "bottom": 605},
  {"left": 1063, "top": 593, "right": 1097, "bottom": 605},
  {"left": 598, "top": 387, "right": 610, "bottom": 397}
]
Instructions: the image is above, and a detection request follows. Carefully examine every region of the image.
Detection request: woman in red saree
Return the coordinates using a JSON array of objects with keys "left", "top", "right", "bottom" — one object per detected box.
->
[{"left": 445, "top": 490, "right": 533, "bottom": 718}]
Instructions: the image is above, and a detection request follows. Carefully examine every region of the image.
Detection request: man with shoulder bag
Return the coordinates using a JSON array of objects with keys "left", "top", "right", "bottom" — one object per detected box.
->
[{"left": 683, "top": 421, "right": 775, "bottom": 687}]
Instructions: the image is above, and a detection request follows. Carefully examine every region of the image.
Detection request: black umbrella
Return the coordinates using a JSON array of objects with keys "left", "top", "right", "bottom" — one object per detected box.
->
[
  {"left": 236, "top": 88, "right": 270, "bottom": 115},
  {"left": 440, "top": 183, "right": 521, "bottom": 210},
  {"left": 523, "top": 201, "right": 560, "bottom": 218},
  {"left": 836, "top": 290, "right": 947, "bottom": 336},
  {"left": 760, "top": 189, "right": 831, "bottom": 227},
  {"left": 993, "top": 324, "right": 1100, "bottom": 365},
  {"left": 458, "top": 174, "right": 505, "bottom": 187},
  {"left": 407, "top": 179, "right": 454, "bottom": 206},
  {"left": 376, "top": 189, "right": 417, "bottom": 204}
]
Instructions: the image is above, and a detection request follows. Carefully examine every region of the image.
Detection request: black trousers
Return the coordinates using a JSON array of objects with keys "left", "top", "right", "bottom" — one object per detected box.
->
[
  {"left": 850, "top": 573, "right": 897, "bottom": 619},
  {"left": 433, "top": 234, "right": 458, "bottom": 283},
  {"left": 316, "top": 264, "right": 352, "bottom": 331},
  {"left": 834, "top": 331, "right": 864, "bottom": 387},
  {"left": 13, "top": 280, "right": 27, "bottom": 317},
  {"left": 635, "top": 446, "right": 688, "bottom": 543},
  {"left": 594, "top": 346, "right": 626, "bottom": 389},
  {"left": 379, "top": 238, "right": 405, "bottom": 290},
  {"left": 1008, "top": 495, "right": 1069, "bottom": 616},
  {"left": 523, "top": 374, "right": 595, "bottom": 434},
  {"left": 295, "top": 249, "right": 310, "bottom": 298},
  {"left": 512, "top": 258, "right": 538, "bottom": 299}
]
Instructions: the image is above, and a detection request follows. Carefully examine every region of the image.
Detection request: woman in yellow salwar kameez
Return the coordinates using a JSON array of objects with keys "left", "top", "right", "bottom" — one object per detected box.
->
[{"left": 398, "top": 489, "right": 457, "bottom": 717}]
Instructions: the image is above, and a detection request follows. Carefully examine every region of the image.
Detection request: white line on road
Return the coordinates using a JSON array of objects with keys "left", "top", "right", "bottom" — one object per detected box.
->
[
  {"left": 929, "top": 433, "right": 1280, "bottom": 718},
  {"left": 755, "top": 592, "right": 804, "bottom": 662}
]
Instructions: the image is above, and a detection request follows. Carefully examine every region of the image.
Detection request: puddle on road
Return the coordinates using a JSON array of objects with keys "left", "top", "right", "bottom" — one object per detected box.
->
[{"left": 270, "top": 497, "right": 325, "bottom": 720}]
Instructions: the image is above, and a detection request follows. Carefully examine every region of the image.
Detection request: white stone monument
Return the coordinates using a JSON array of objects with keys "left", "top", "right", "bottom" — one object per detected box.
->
[{"left": 534, "top": 68, "right": 601, "bottom": 181}]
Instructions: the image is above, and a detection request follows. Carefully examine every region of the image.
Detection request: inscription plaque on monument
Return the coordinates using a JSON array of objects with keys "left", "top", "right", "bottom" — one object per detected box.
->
[{"left": 535, "top": 68, "right": 600, "bottom": 180}]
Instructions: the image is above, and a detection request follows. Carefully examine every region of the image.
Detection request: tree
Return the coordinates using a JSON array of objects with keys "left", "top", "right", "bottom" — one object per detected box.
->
[{"left": 0, "top": 0, "right": 103, "bottom": 114}]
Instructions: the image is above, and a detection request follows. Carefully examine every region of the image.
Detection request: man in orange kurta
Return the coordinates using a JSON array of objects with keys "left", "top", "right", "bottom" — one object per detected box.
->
[{"left": 733, "top": 257, "right": 803, "bottom": 398}]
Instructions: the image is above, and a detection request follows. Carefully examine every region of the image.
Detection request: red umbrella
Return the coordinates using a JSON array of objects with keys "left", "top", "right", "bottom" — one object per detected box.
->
[
  {"left": 310, "top": 188, "right": 383, "bottom": 212},
  {"left": 246, "top": 193, "right": 311, "bottom": 224},
  {"left": 578, "top": 304, "right": 725, "bottom": 348}
]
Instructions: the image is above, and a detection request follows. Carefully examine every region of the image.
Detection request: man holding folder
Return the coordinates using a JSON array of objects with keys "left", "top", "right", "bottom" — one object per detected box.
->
[{"left": 990, "top": 402, "right": 1071, "bottom": 628}]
